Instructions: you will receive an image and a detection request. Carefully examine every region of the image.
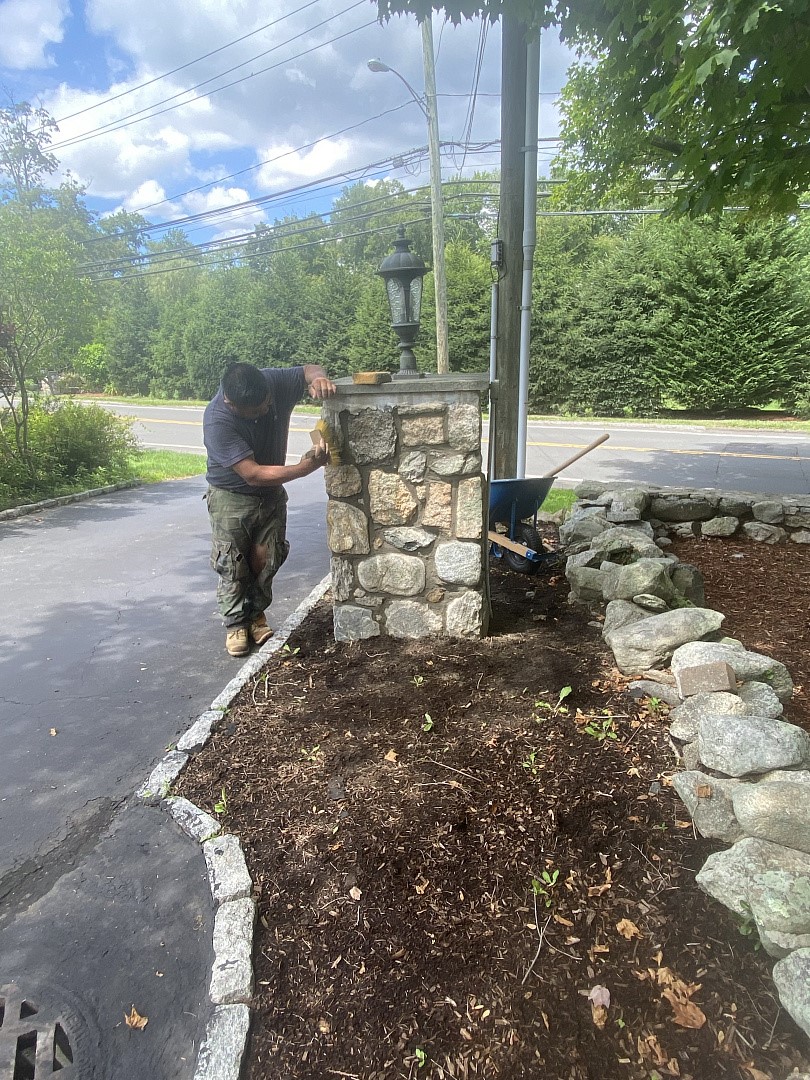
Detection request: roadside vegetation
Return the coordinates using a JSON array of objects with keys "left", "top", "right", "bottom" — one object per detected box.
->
[
  {"left": 0, "top": 397, "right": 204, "bottom": 511},
  {"left": 2, "top": 27, "right": 809, "bottom": 510}
]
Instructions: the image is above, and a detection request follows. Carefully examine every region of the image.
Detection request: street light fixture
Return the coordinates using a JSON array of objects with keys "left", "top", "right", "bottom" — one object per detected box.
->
[
  {"left": 377, "top": 226, "right": 428, "bottom": 378},
  {"left": 368, "top": 33, "right": 449, "bottom": 376}
]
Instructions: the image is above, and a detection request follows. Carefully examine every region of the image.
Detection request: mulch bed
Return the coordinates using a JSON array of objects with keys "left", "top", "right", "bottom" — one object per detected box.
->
[
  {"left": 177, "top": 540, "right": 810, "bottom": 1080},
  {"left": 671, "top": 537, "right": 810, "bottom": 732}
]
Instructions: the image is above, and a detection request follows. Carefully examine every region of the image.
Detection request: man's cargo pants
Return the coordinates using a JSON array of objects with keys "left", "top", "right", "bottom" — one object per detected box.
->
[{"left": 206, "top": 485, "right": 289, "bottom": 629}]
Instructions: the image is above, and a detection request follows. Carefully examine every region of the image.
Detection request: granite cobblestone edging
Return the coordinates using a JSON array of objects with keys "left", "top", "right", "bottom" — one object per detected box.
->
[
  {"left": 136, "top": 574, "right": 332, "bottom": 1080},
  {"left": 561, "top": 482, "right": 810, "bottom": 1064}
]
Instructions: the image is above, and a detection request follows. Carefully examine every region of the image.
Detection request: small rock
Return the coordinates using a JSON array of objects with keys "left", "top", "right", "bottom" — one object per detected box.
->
[
  {"left": 773, "top": 949, "right": 810, "bottom": 1038},
  {"left": 673, "top": 771, "right": 742, "bottom": 843}
]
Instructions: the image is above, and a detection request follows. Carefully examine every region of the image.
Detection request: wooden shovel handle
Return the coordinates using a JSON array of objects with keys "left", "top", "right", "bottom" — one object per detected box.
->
[{"left": 541, "top": 433, "right": 609, "bottom": 478}]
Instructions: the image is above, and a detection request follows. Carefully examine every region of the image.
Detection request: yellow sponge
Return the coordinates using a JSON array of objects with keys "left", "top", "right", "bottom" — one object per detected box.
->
[
  {"left": 352, "top": 371, "right": 391, "bottom": 385},
  {"left": 310, "top": 418, "right": 342, "bottom": 465}
]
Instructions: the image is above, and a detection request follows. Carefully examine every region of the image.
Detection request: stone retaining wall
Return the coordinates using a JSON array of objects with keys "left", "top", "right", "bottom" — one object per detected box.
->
[
  {"left": 323, "top": 375, "right": 490, "bottom": 642},
  {"left": 560, "top": 482, "right": 810, "bottom": 1056},
  {"left": 569, "top": 481, "right": 810, "bottom": 545}
]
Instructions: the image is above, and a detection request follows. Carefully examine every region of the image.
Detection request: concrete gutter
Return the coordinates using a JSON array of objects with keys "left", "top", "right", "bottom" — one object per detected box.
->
[
  {"left": 136, "top": 573, "right": 332, "bottom": 1080},
  {"left": 0, "top": 480, "right": 143, "bottom": 522}
]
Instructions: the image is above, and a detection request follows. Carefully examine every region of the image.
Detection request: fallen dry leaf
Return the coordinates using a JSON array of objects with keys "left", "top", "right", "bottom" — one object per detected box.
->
[
  {"left": 742, "top": 1064, "right": 771, "bottom": 1080},
  {"left": 49, "top": 728, "right": 58, "bottom": 736},
  {"left": 616, "top": 918, "right": 642, "bottom": 940},
  {"left": 696, "top": 784, "right": 713, "bottom": 798},
  {"left": 414, "top": 876, "right": 429, "bottom": 895},
  {"left": 588, "top": 882, "right": 611, "bottom": 897},
  {"left": 349, "top": 886, "right": 362, "bottom": 902},
  {"left": 384, "top": 749, "right": 398, "bottom": 763},
  {"left": 588, "top": 984, "right": 610, "bottom": 1009},
  {"left": 124, "top": 1005, "right": 148, "bottom": 1030},
  {"left": 637, "top": 1032, "right": 668, "bottom": 1065},
  {"left": 661, "top": 990, "right": 707, "bottom": 1029},
  {"left": 590, "top": 1003, "right": 608, "bottom": 1029}
]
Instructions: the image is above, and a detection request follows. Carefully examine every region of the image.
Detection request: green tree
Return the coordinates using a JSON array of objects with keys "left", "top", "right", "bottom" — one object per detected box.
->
[
  {"left": 0, "top": 99, "right": 59, "bottom": 205},
  {"left": 445, "top": 241, "right": 490, "bottom": 371},
  {"left": 183, "top": 268, "right": 253, "bottom": 397},
  {"left": 102, "top": 276, "right": 158, "bottom": 395},
  {"left": 0, "top": 203, "right": 93, "bottom": 470},
  {"left": 376, "top": 0, "right": 810, "bottom": 213}
]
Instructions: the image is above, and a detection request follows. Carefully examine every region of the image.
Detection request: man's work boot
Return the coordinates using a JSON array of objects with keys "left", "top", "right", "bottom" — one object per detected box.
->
[
  {"left": 225, "top": 626, "right": 250, "bottom": 657},
  {"left": 249, "top": 613, "right": 274, "bottom": 646}
]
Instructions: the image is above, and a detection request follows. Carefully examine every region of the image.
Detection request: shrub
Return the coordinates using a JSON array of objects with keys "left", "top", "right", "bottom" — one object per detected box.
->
[{"left": 0, "top": 402, "right": 138, "bottom": 509}]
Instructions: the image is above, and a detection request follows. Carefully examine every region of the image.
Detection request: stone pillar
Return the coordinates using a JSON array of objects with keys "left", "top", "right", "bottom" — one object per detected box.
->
[{"left": 323, "top": 375, "right": 490, "bottom": 642}]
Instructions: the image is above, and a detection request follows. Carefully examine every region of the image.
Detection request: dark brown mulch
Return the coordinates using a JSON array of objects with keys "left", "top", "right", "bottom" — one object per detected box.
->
[
  {"left": 671, "top": 537, "right": 810, "bottom": 731},
  {"left": 177, "top": 547, "right": 810, "bottom": 1080}
]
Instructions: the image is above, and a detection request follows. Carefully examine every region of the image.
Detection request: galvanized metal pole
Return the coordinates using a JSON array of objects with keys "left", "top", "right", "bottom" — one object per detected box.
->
[{"left": 516, "top": 33, "right": 540, "bottom": 480}]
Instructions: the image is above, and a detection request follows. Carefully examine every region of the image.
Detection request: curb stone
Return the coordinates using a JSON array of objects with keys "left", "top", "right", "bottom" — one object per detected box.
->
[
  {"left": 136, "top": 573, "right": 332, "bottom": 1079},
  {"left": 0, "top": 480, "right": 143, "bottom": 522}
]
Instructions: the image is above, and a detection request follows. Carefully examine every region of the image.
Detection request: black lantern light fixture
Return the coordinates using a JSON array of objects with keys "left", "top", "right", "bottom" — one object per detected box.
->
[{"left": 377, "top": 226, "right": 428, "bottom": 379}]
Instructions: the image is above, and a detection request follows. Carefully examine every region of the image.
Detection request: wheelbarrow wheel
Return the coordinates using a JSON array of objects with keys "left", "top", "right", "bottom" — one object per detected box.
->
[{"left": 503, "top": 523, "right": 545, "bottom": 575}]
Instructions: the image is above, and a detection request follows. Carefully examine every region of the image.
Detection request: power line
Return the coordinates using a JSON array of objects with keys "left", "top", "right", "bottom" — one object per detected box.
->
[
  {"left": 52, "top": 0, "right": 324, "bottom": 124},
  {"left": 50, "top": 5, "right": 372, "bottom": 151},
  {"left": 79, "top": 184, "right": 504, "bottom": 275},
  {"left": 131, "top": 101, "right": 420, "bottom": 214},
  {"left": 82, "top": 214, "right": 433, "bottom": 282}
]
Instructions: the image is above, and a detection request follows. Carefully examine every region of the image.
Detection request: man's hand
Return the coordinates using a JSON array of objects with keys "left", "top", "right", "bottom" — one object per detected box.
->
[
  {"left": 300, "top": 446, "right": 329, "bottom": 472},
  {"left": 307, "top": 376, "right": 336, "bottom": 401}
]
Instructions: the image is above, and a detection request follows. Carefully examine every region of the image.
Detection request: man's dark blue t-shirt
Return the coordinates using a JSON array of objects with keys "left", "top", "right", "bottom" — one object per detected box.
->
[{"left": 203, "top": 366, "right": 307, "bottom": 494}]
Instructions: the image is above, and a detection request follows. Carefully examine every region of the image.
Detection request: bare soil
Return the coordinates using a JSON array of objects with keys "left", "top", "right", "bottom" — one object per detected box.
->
[{"left": 177, "top": 538, "right": 810, "bottom": 1080}]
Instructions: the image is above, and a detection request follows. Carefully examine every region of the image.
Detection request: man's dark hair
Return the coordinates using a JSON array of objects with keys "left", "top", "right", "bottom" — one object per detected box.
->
[{"left": 221, "top": 362, "right": 267, "bottom": 408}]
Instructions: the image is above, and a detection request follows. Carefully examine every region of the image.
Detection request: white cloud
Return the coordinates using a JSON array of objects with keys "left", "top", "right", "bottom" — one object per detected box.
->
[
  {"left": 0, "top": 0, "right": 69, "bottom": 69},
  {"left": 285, "top": 67, "right": 315, "bottom": 89},
  {"left": 22, "top": 2, "right": 575, "bottom": 235},
  {"left": 254, "top": 138, "right": 352, "bottom": 191},
  {"left": 121, "top": 178, "right": 174, "bottom": 213}
]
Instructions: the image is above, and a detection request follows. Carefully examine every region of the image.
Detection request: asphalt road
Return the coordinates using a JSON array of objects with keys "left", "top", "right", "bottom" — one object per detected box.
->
[
  {"left": 0, "top": 470, "right": 330, "bottom": 1079},
  {"left": 104, "top": 401, "right": 810, "bottom": 496}
]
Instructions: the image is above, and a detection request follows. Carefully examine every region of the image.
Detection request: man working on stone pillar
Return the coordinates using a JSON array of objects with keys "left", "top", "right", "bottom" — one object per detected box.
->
[{"left": 203, "top": 361, "right": 336, "bottom": 656}]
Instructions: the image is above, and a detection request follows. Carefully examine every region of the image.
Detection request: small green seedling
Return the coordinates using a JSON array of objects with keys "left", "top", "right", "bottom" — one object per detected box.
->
[
  {"left": 412, "top": 674, "right": 424, "bottom": 688},
  {"left": 736, "top": 902, "right": 762, "bottom": 950},
  {"left": 302, "top": 744, "right": 321, "bottom": 761},
  {"left": 414, "top": 1048, "right": 427, "bottom": 1069},
  {"left": 647, "top": 696, "right": 664, "bottom": 714},
  {"left": 521, "top": 749, "right": 541, "bottom": 776},
  {"left": 422, "top": 713, "right": 434, "bottom": 732},
  {"left": 534, "top": 685, "right": 572, "bottom": 720},
  {"left": 531, "top": 868, "right": 559, "bottom": 907},
  {"left": 214, "top": 787, "right": 227, "bottom": 815},
  {"left": 584, "top": 715, "right": 618, "bottom": 742},
  {"left": 282, "top": 643, "right": 300, "bottom": 656}
]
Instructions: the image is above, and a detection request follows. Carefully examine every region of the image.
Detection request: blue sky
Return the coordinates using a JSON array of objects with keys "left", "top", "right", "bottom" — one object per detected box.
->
[{"left": 0, "top": 0, "right": 575, "bottom": 238}]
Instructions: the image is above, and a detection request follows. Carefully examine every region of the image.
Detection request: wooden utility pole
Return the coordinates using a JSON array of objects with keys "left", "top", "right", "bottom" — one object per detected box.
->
[
  {"left": 421, "top": 18, "right": 450, "bottom": 375},
  {"left": 493, "top": 13, "right": 527, "bottom": 479}
]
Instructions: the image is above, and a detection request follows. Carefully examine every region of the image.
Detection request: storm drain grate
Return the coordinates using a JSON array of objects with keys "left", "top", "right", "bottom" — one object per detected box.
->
[{"left": 0, "top": 986, "right": 76, "bottom": 1079}]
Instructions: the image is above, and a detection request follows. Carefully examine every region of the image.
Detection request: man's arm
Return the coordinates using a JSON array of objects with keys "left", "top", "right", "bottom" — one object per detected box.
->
[
  {"left": 303, "top": 364, "right": 336, "bottom": 400},
  {"left": 232, "top": 446, "right": 328, "bottom": 487}
]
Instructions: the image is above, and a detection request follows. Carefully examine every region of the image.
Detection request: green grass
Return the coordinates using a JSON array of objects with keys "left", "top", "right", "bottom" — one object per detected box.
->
[
  {"left": 540, "top": 488, "right": 577, "bottom": 515},
  {"left": 129, "top": 449, "right": 206, "bottom": 482}
]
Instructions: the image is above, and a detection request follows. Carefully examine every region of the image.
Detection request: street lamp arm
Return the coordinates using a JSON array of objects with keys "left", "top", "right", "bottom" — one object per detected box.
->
[{"left": 367, "top": 59, "right": 428, "bottom": 118}]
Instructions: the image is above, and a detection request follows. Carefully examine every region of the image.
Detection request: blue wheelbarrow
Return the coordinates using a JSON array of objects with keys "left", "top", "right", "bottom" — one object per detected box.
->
[{"left": 487, "top": 433, "right": 609, "bottom": 574}]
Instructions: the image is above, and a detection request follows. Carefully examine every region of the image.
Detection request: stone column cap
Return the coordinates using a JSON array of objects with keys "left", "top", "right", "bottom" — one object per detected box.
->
[{"left": 333, "top": 374, "right": 490, "bottom": 395}]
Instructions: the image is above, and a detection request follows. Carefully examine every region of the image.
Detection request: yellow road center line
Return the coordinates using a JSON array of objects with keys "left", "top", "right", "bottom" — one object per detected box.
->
[
  {"left": 132, "top": 420, "right": 809, "bottom": 463},
  {"left": 523, "top": 439, "right": 809, "bottom": 463}
]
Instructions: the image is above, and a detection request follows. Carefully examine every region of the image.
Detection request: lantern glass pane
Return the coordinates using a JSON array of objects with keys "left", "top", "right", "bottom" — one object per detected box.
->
[
  {"left": 386, "top": 278, "right": 407, "bottom": 324},
  {"left": 408, "top": 276, "right": 423, "bottom": 323}
]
